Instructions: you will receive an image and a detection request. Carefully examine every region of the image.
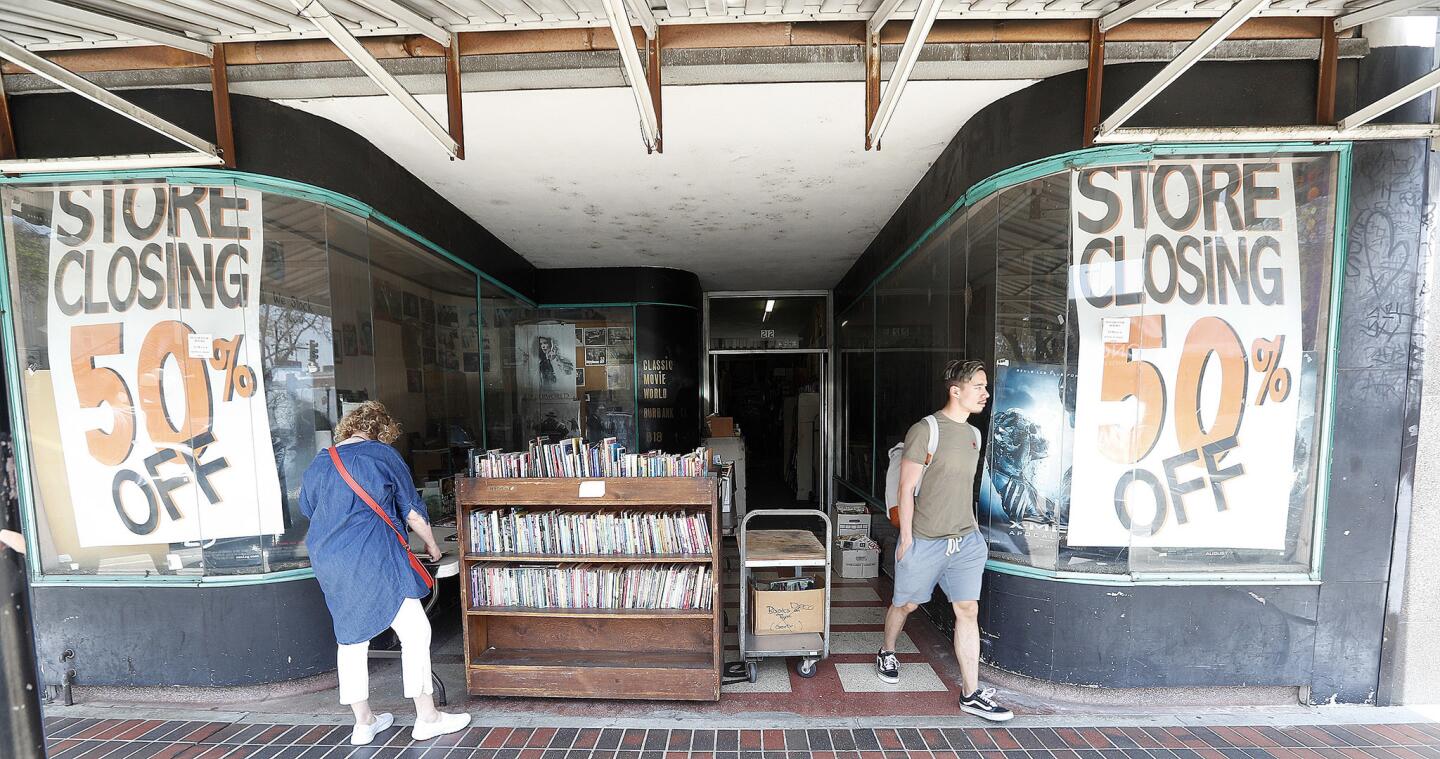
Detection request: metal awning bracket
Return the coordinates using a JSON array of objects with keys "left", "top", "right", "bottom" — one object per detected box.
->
[
  {"left": 290, "top": 0, "right": 459, "bottom": 157},
  {"left": 599, "top": 0, "right": 660, "bottom": 151},
  {"left": 0, "top": 36, "right": 222, "bottom": 172}
]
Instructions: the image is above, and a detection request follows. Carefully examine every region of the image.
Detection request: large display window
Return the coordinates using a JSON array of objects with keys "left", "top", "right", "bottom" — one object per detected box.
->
[
  {"left": 837, "top": 146, "right": 1345, "bottom": 579},
  {"left": 0, "top": 176, "right": 488, "bottom": 579}
]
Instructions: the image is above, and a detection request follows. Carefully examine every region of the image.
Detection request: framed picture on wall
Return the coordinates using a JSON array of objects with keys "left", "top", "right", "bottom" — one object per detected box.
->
[
  {"left": 341, "top": 324, "right": 358, "bottom": 357},
  {"left": 608, "top": 327, "right": 631, "bottom": 345},
  {"left": 438, "top": 304, "right": 458, "bottom": 327},
  {"left": 584, "top": 347, "right": 606, "bottom": 366},
  {"left": 403, "top": 291, "right": 420, "bottom": 320},
  {"left": 584, "top": 328, "right": 607, "bottom": 346},
  {"left": 463, "top": 352, "right": 480, "bottom": 373},
  {"left": 357, "top": 312, "right": 374, "bottom": 355},
  {"left": 420, "top": 297, "right": 435, "bottom": 324},
  {"left": 576, "top": 367, "right": 586, "bottom": 386}
]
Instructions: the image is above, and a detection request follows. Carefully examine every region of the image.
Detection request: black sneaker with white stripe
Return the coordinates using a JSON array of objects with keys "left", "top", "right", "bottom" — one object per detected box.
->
[
  {"left": 875, "top": 649, "right": 900, "bottom": 684},
  {"left": 959, "top": 687, "right": 1013, "bottom": 721}
]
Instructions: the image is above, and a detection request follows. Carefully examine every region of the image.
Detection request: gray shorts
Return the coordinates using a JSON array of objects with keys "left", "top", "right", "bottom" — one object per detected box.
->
[{"left": 891, "top": 532, "right": 987, "bottom": 605}]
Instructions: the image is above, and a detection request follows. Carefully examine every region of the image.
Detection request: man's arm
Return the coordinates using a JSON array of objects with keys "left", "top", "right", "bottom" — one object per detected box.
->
[{"left": 896, "top": 458, "right": 924, "bottom": 560}]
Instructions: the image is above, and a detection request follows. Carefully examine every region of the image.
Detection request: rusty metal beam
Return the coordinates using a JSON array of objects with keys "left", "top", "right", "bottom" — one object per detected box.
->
[
  {"left": 0, "top": 70, "right": 15, "bottom": 161},
  {"left": 647, "top": 28, "right": 663, "bottom": 154},
  {"left": 1083, "top": 19, "right": 1104, "bottom": 147},
  {"left": 445, "top": 39, "right": 465, "bottom": 160},
  {"left": 864, "top": 27, "right": 880, "bottom": 150},
  {"left": 1316, "top": 18, "right": 1337, "bottom": 126},
  {"left": 1, "top": 19, "right": 1333, "bottom": 76},
  {"left": 210, "top": 42, "right": 237, "bottom": 168}
]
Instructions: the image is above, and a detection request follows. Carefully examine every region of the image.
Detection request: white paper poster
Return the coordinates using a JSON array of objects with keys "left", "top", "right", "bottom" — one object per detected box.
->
[
  {"left": 515, "top": 323, "right": 580, "bottom": 440},
  {"left": 1067, "top": 160, "right": 1304, "bottom": 549},
  {"left": 46, "top": 183, "right": 283, "bottom": 547}
]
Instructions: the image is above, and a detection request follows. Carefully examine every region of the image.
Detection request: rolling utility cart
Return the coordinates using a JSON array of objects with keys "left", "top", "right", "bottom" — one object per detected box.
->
[{"left": 736, "top": 509, "right": 831, "bottom": 681}]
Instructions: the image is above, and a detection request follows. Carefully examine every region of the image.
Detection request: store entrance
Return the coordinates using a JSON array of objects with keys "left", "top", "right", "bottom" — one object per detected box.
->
[{"left": 712, "top": 352, "right": 823, "bottom": 509}]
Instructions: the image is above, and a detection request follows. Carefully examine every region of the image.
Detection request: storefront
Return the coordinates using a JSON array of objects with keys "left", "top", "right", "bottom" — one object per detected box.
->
[
  {"left": 0, "top": 33, "right": 1432, "bottom": 706},
  {"left": 830, "top": 52, "right": 1431, "bottom": 704},
  {"left": 0, "top": 90, "right": 701, "bottom": 686}
]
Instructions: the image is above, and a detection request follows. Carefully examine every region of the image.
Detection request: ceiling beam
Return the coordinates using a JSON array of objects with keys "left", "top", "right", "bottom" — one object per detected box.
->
[
  {"left": 444, "top": 39, "right": 465, "bottom": 160},
  {"left": 0, "top": 35, "right": 220, "bottom": 161},
  {"left": 1083, "top": 19, "right": 1104, "bottom": 146},
  {"left": 867, "top": 0, "right": 944, "bottom": 148},
  {"left": 623, "top": 0, "right": 660, "bottom": 39},
  {"left": 868, "top": 0, "right": 905, "bottom": 34},
  {"left": 290, "top": 0, "right": 459, "bottom": 156},
  {"left": 1315, "top": 16, "right": 1337, "bottom": 125},
  {"left": 354, "top": 0, "right": 452, "bottom": 45},
  {"left": 1096, "top": 0, "right": 1266, "bottom": 137},
  {"left": 0, "top": 69, "right": 14, "bottom": 160},
  {"left": 1334, "top": 0, "right": 1432, "bottom": 33},
  {"left": 9, "top": 0, "right": 212, "bottom": 56},
  {"left": 1099, "top": 0, "right": 1165, "bottom": 32},
  {"left": 1337, "top": 66, "right": 1440, "bottom": 131},
  {"left": 646, "top": 29, "right": 663, "bottom": 152},
  {"left": 210, "top": 42, "right": 236, "bottom": 167},
  {"left": 599, "top": 0, "right": 660, "bottom": 151}
]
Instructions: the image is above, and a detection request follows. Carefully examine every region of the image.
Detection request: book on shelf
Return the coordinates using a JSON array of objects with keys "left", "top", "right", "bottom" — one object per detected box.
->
[
  {"left": 468, "top": 508, "right": 712, "bottom": 556},
  {"left": 468, "top": 563, "right": 713, "bottom": 611},
  {"left": 470, "top": 437, "right": 711, "bottom": 479}
]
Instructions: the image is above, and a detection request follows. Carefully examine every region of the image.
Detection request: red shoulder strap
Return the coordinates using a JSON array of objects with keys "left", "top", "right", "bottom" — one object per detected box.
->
[{"left": 328, "top": 446, "right": 434, "bottom": 589}]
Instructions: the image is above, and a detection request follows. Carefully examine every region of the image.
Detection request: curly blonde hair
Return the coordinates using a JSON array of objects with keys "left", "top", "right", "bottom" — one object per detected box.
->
[{"left": 335, "top": 401, "right": 402, "bottom": 444}]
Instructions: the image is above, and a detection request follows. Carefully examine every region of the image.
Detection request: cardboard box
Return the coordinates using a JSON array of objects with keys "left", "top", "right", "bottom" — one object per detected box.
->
[
  {"left": 835, "top": 512, "right": 871, "bottom": 537},
  {"left": 751, "top": 579, "right": 826, "bottom": 635},
  {"left": 836, "top": 543, "right": 881, "bottom": 579},
  {"left": 706, "top": 415, "right": 736, "bottom": 437}
]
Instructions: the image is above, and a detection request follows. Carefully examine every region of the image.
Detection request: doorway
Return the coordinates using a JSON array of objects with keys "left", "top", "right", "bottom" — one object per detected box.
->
[{"left": 704, "top": 292, "right": 831, "bottom": 514}]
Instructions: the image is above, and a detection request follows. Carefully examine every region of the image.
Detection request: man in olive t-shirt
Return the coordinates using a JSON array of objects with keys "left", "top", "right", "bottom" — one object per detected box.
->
[{"left": 876, "top": 360, "right": 1012, "bottom": 722}]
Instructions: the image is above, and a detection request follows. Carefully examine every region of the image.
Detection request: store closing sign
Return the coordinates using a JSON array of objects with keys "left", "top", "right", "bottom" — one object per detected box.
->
[
  {"left": 1067, "top": 160, "right": 1302, "bottom": 550},
  {"left": 46, "top": 184, "right": 284, "bottom": 548}
]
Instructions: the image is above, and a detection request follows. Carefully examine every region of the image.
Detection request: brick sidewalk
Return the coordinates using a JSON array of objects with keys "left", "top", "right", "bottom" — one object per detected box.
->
[{"left": 41, "top": 718, "right": 1440, "bottom": 759}]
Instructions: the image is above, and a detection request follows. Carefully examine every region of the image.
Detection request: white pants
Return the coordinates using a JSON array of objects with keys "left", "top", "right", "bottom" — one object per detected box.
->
[{"left": 337, "top": 597, "right": 434, "bottom": 705}]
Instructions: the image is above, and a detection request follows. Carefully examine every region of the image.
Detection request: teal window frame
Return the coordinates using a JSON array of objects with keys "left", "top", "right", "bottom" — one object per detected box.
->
[{"left": 832, "top": 141, "right": 1353, "bottom": 587}]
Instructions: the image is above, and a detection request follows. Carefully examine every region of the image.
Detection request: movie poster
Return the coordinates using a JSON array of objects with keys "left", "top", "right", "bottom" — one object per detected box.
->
[
  {"left": 515, "top": 323, "right": 580, "bottom": 441},
  {"left": 45, "top": 184, "right": 283, "bottom": 547},
  {"left": 1067, "top": 159, "right": 1304, "bottom": 549},
  {"left": 979, "top": 363, "right": 1072, "bottom": 563}
]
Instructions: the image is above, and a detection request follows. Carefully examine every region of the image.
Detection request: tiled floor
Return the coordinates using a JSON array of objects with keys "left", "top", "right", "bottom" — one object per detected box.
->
[{"left": 40, "top": 717, "right": 1440, "bottom": 759}]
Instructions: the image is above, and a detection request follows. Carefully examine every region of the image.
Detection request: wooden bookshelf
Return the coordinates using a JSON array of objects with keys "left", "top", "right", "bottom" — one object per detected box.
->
[{"left": 456, "top": 476, "right": 721, "bottom": 701}]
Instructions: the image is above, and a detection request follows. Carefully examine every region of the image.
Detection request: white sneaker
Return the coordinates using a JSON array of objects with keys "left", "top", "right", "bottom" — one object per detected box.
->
[
  {"left": 411, "top": 711, "right": 471, "bottom": 741},
  {"left": 351, "top": 712, "right": 394, "bottom": 745}
]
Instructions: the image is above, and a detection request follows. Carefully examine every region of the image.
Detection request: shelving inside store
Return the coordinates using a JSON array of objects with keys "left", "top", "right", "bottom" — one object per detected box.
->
[{"left": 456, "top": 476, "right": 721, "bottom": 701}]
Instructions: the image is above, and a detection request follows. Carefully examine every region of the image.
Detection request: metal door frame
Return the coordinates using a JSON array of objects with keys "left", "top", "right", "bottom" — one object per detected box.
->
[{"left": 703, "top": 290, "right": 833, "bottom": 509}]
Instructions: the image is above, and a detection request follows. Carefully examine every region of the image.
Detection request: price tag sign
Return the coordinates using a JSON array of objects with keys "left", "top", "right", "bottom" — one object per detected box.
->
[
  {"left": 187, "top": 333, "right": 214, "bottom": 359},
  {"left": 578, "top": 480, "right": 606, "bottom": 498}
]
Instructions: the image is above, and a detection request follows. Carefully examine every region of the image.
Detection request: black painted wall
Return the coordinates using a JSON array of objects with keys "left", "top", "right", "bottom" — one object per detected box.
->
[
  {"left": 835, "top": 53, "right": 1433, "bottom": 701},
  {"left": 31, "top": 579, "right": 338, "bottom": 687},
  {"left": 636, "top": 304, "right": 703, "bottom": 453},
  {"left": 7, "top": 90, "right": 538, "bottom": 298}
]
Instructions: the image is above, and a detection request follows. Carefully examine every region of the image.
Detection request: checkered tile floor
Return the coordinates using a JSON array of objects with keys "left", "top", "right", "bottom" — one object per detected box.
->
[{"left": 41, "top": 718, "right": 1440, "bottom": 759}]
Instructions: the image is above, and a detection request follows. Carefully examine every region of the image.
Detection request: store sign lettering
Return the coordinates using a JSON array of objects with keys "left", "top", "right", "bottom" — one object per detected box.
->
[
  {"left": 45, "top": 184, "right": 284, "bottom": 548},
  {"left": 1066, "top": 160, "right": 1304, "bottom": 550}
]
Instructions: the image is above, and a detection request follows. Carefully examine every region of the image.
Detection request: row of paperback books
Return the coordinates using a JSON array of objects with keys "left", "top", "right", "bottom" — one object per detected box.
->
[
  {"left": 468, "top": 563, "right": 713, "bottom": 610},
  {"left": 468, "top": 508, "right": 712, "bottom": 556},
  {"left": 471, "top": 437, "right": 711, "bottom": 479}
]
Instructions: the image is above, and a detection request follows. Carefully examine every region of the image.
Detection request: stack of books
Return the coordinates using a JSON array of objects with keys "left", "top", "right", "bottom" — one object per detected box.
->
[
  {"left": 471, "top": 437, "right": 711, "bottom": 479},
  {"left": 468, "top": 563, "right": 713, "bottom": 610},
  {"left": 469, "top": 509, "right": 712, "bottom": 556}
]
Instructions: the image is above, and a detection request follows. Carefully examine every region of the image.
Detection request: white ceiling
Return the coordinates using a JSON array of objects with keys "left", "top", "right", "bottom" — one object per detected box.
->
[{"left": 282, "top": 79, "right": 1032, "bottom": 290}]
